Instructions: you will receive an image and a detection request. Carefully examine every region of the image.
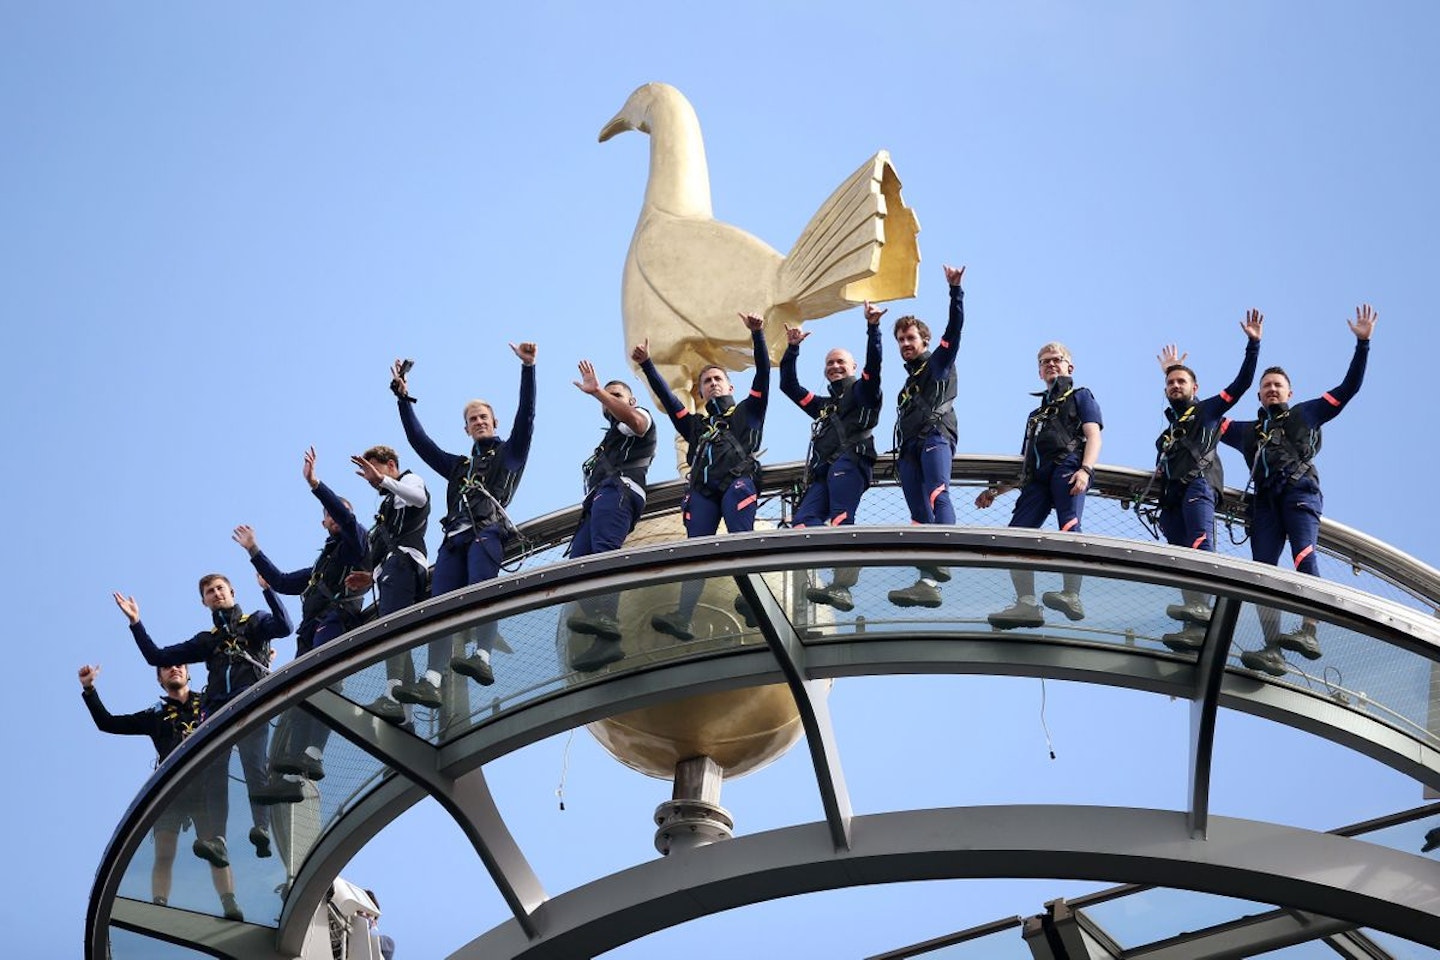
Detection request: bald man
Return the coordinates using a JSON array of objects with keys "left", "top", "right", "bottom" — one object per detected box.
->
[{"left": 779, "top": 301, "right": 885, "bottom": 611}]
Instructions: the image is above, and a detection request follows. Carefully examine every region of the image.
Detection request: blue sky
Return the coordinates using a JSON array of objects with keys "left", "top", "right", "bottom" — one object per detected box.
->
[{"left": 4, "top": 2, "right": 1438, "bottom": 956}]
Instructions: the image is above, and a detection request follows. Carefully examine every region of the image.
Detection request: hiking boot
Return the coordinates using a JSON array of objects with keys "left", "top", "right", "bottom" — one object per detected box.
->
[
  {"left": 1276, "top": 623, "right": 1322, "bottom": 660},
  {"left": 1165, "top": 601, "right": 1212, "bottom": 625},
  {"left": 249, "top": 826, "right": 272, "bottom": 858},
  {"left": 451, "top": 654, "right": 495, "bottom": 686},
  {"left": 1161, "top": 624, "right": 1207, "bottom": 652},
  {"left": 366, "top": 696, "right": 406, "bottom": 724},
  {"left": 566, "top": 611, "right": 622, "bottom": 641},
  {"left": 192, "top": 837, "right": 230, "bottom": 868},
  {"left": 571, "top": 637, "right": 625, "bottom": 673},
  {"left": 393, "top": 679, "right": 443, "bottom": 707},
  {"left": 651, "top": 611, "right": 695, "bottom": 641},
  {"left": 249, "top": 778, "right": 306, "bottom": 806},
  {"left": 220, "top": 892, "right": 244, "bottom": 922},
  {"left": 806, "top": 585, "right": 855, "bottom": 612},
  {"left": 271, "top": 753, "right": 324, "bottom": 781},
  {"left": 1042, "top": 591, "right": 1085, "bottom": 621},
  {"left": 988, "top": 601, "right": 1044, "bottom": 630},
  {"left": 1240, "top": 645, "right": 1288, "bottom": 677},
  {"left": 733, "top": 595, "right": 758, "bottom": 628},
  {"left": 919, "top": 565, "right": 952, "bottom": 584},
  {"left": 1423, "top": 827, "right": 1440, "bottom": 854},
  {"left": 888, "top": 580, "right": 942, "bottom": 609}
]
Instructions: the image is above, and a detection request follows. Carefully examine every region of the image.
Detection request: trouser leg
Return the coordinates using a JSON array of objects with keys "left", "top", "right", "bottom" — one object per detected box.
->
[
  {"left": 917, "top": 434, "right": 956, "bottom": 524},
  {"left": 1008, "top": 476, "right": 1055, "bottom": 599}
]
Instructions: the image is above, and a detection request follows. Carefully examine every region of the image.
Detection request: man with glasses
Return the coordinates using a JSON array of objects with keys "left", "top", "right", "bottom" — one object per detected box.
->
[{"left": 977, "top": 342, "right": 1103, "bottom": 629}]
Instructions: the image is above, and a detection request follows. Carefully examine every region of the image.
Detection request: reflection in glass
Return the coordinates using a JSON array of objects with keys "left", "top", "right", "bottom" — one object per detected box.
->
[
  {"left": 118, "top": 727, "right": 292, "bottom": 925},
  {"left": 1229, "top": 605, "right": 1440, "bottom": 753},
  {"left": 795, "top": 562, "right": 1213, "bottom": 660}
]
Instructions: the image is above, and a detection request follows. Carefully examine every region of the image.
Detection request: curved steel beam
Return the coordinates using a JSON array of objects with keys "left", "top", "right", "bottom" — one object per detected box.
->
[
  {"left": 88, "top": 528, "right": 1440, "bottom": 959},
  {"left": 448, "top": 806, "right": 1440, "bottom": 960}
]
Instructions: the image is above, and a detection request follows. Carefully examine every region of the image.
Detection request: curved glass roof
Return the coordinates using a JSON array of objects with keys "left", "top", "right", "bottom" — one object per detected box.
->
[{"left": 89, "top": 459, "right": 1440, "bottom": 959}]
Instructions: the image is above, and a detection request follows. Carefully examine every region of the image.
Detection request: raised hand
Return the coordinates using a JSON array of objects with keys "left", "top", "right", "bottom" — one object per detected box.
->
[
  {"left": 862, "top": 301, "right": 887, "bottom": 325},
  {"left": 1240, "top": 309, "right": 1264, "bottom": 341},
  {"left": 352, "top": 455, "right": 384, "bottom": 489},
  {"left": 943, "top": 264, "right": 966, "bottom": 287},
  {"left": 784, "top": 323, "right": 810, "bottom": 347},
  {"left": 573, "top": 359, "right": 602, "bottom": 395},
  {"left": 113, "top": 592, "right": 140, "bottom": 625},
  {"left": 232, "top": 524, "right": 258, "bottom": 552},
  {"left": 631, "top": 339, "right": 650, "bottom": 364},
  {"left": 510, "top": 341, "right": 538, "bottom": 365},
  {"left": 1348, "top": 303, "right": 1378, "bottom": 340},
  {"left": 739, "top": 312, "right": 764, "bottom": 332},
  {"left": 1157, "top": 344, "right": 1187, "bottom": 373},
  {"left": 389, "top": 359, "right": 411, "bottom": 399},
  {"left": 303, "top": 446, "right": 319, "bottom": 489},
  {"left": 79, "top": 664, "right": 100, "bottom": 689}
]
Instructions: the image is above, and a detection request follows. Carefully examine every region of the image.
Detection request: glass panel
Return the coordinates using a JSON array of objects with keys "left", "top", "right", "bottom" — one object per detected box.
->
[
  {"left": 117, "top": 708, "right": 394, "bottom": 927},
  {"left": 794, "top": 561, "right": 1211, "bottom": 660},
  {"left": 1080, "top": 887, "right": 1271, "bottom": 947},
  {"left": 1253, "top": 943, "right": 1349, "bottom": 958},
  {"left": 109, "top": 925, "right": 214, "bottom": 958},
  {"left": 1347, "top": 810, "right": 1440, "bottom": 858},
  {"left": 337, "top": 573, "right": 778, "bottom": 745},
  {"left": 1362, "top": 928, "right": 1440, "bottom": 959},
  {"left": 1228, "top": 602, "right": 1440, "bottom": 751}
]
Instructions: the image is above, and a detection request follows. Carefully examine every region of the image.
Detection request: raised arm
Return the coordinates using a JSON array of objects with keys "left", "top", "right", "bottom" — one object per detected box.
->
[
  {"left": 233, "top": 525, "right": 311, "bottom": 595},
  {"left": 397, "top": 399, "right": 462, "bottom": 479},
  {"left": 575, "top": 360, "right": 650, "bottom": 434},
  {"left": 79, "top": 665, "right": 152, "bottom": 736},
  {"left": 1328, "top": 303, "right": 1375, "bottom": 406},
  {"left": 1214, "top": 310, "right": 1263, "bottom": 412},
  {"left": 257, "top": 584, "right": 295, "bottom": 640},
  {"left": 505, "top": 348, "right": 538, "bottom": 469},
  {"left": 854, "top": 304, "right": 885, "bottom": 407},
  {"left": 635, "top": 339, "right": 693, "bottom": 434},
  {"left": 741, "top": 313, "right": 770, "bottom": 401},
  {"left": 311, "top": 482, "right": 367, "bottom": 559},
  {"left": 778, "top": 324, "right": 818, "bottom": 416},
  {"left": 929, "top": 265, "right": 967, "bottom": 371}
]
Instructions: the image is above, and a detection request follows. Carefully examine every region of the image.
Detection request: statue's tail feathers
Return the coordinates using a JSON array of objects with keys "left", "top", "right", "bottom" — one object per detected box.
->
[{"left": 775, "top": 151, "right": 922, "bottom": 320}]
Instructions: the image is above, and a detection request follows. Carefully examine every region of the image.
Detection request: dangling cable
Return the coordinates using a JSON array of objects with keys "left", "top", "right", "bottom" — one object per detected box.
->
[
  {"left": 1039, "top": 679, "right": 1057, "bottom": 760},
  {"left": 555, "top": 728, "right": 576, "bottom": 811}
]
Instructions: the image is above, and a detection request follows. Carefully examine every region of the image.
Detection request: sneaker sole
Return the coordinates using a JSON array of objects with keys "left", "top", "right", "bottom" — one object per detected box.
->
[
  {"left": 1276, "top": 638, "right": 1323, "bottom": 660},
  {"left": 806, "top": 591, "right": 855, "bottom": 612},
  {"left": 572, "top": 645, "right": 625, "bottom": 674},
  {"left": 989, "top": 617, "right": 1044, "bottom": 630},
  {"left": 1042, "top": 595, "right": 1085, "bottom": 621},
  {"left": 1166, "top": 606, "right": 1212, "bottom": 625},
  {"left": 888, "top": 594, "right": 942, "bottom": 609}
]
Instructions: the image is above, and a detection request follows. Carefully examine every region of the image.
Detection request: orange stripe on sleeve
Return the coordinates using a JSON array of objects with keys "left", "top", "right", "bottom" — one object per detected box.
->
[
  {"left": 1061, "top": 518, "right": 1078, "bottom": 532},
  {"left": 1294, "top": 544, "right": 1315, "bottom": 568},
  {"left": 1322, "top": 391, "right": 1341, "bottom": 407}
]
